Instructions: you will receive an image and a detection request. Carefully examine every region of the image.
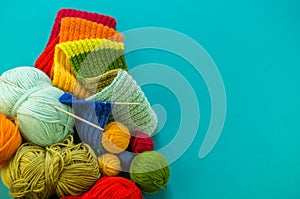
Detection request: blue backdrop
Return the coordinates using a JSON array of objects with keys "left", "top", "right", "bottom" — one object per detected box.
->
[{"left": 0, "top": 0, "right": 300, "bottom": 198}]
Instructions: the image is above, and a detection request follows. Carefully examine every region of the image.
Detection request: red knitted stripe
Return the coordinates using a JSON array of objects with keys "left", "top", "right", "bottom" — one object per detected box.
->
[
  {"left": 46, "top": 8, "right": 117, "bottom": 47},
  {"left": 35, "top": 36, "right": 59, "bottom": 76}
]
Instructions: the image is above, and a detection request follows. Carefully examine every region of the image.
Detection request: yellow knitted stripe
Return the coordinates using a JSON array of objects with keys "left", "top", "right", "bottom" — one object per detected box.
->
[
  {"left": 52, "top": 45, "right": 91, "bottom": 99},
  {"left": 52, "top": 38, "right": 124, "bottom": 99},
  {"left": 56, "top": 38, "right": 124, "bottom": 59}
]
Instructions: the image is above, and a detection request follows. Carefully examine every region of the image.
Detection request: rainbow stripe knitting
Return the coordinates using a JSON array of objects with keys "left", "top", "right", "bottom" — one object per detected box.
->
[
  {"left": 52, "top": 38, "right": 127, "bottom": 98},
  {"left": 0, "top": 8, "right": 171, "bottom": 198}
]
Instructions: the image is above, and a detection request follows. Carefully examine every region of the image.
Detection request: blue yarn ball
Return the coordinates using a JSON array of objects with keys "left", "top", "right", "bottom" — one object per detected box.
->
[{"left": 0, "top": 67, "right": 74, "bottom": 146}]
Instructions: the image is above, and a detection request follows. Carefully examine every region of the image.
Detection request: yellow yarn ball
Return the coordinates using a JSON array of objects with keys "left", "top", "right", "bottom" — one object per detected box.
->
[
  {"left": 98, "top": 153, "right": 121, "bottom": 176},
  {"left": 101, "top": 122, "right": 131, "bottom": 154}
]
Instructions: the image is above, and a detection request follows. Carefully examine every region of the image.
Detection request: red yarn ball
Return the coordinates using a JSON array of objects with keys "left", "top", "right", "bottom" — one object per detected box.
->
[
  {"left": 60, "top": 177, "right": 143, "bottom": 199},
  {"left": 129, "top": 131, "right": 154, "bottom": 153}
]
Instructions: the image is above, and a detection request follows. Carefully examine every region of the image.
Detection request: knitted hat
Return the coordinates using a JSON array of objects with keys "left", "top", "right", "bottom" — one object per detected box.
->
[
  {"left": 52, "top": 38, "right": 126, "bottom": 99},
  {"left": 46, "top": 8, "right": 116, "bottom": 47},
  {"left": 59, "top": 92, "right": 113, "bottom": 155},
  {"left": 87, "top": 70, "right": 158, "bottom": 136},
  {"left": 35, "top": 17, "right": 123, "bottom": 77}
]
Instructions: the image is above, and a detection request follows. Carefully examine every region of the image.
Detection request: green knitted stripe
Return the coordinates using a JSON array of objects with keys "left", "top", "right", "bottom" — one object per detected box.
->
[
  {"left": 69, "top": 48, "right": 127, "bottom": 81},
  {"left": 83, "top": 69, "right": 121, "bottom": 93}
]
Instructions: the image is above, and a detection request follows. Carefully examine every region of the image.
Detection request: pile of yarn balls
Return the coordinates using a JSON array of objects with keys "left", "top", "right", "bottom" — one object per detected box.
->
[{"left": 0, "top": 8, "right": 170, "bottom": 199}]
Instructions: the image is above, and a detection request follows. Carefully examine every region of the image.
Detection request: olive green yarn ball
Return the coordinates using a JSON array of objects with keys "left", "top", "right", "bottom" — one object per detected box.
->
[{"left": 129, "top": 151, "right": 170, "bottom": 194}]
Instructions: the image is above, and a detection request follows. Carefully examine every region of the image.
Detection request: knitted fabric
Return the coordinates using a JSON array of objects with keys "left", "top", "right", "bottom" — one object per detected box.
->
[
  {"left": 35, "top": 17, "right": 123, "bottom": 77},
  {"left": 46, "top": 8, "right": 116, "bottom": 47},
  {"left": 83, "top": 69, "right": 120, "bottom": 93},
  {"left": 87, "top": 70, "right": 157, "bottom": 136},
  {"left": 59, "top": 92, "right": 113, "bottom": 155},
  {"left": 52, "top": 38, "right": 126, "bottom": 98}
]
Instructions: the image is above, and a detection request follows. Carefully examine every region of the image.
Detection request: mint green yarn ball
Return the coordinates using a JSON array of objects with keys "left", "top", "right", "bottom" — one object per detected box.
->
[
  {"left": 130, "top": 151, "right": 170, "bottom": 194},
  {"left": 0, "top": 67, "right": 74, "bottom": 146}
]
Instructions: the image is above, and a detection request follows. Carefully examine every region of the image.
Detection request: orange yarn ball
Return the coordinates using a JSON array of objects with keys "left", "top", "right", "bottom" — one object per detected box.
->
[
  {"left": 98, "top": 153, "right": 121, "bottom": 176},
  {"left": 0, "top": 114, "right": 22, "bottom": 169},
  {"left": 101, "top": 122, "right": 131, "bottom": 154}
]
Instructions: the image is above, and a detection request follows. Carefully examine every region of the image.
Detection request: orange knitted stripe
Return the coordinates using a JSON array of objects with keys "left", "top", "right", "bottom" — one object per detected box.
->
[
  {"left": 59, "top": 17, "right": 124, "bottom": 43},
  {"left": 35, "top": 17, "right": 124, "bottom": 77}
]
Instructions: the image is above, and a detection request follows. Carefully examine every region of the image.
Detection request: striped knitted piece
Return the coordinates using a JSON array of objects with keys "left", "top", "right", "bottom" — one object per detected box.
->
[
  {"left": 59, "top": 92, "right": 113, "bottom": 156},
  {"left": 35, "top": 17, "right": 123, "bottom": 77},
  {"left": 83, "top": 69, "right": 121, "bottom": 93},
  {"left": 46, "top": 8, "right": 116, "bottom": 47},
  {"left": 52, "top": 38, "right": 126, "bottom": 99},
  {"left": 87, "top": 70, "right": 158, "bottom": 136}
]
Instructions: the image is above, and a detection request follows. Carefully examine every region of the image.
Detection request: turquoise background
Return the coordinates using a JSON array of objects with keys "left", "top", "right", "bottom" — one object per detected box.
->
[{"left": 1, "top": 0, "right": 300, "bottom": 198}]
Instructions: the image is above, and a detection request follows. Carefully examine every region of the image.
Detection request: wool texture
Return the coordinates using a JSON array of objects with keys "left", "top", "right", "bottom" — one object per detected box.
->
[
  {"left": 1, "top": 136, "right": 100, "bottom": 198},
  {"left": 46, "top": 8, "right": 116, "bottom": 48},
  {"left": 98, "top": 153, "right": 121, "bottom": 176},
  {"left": 87, "top": 70, "right": 158, "bottom": 135},
  {"left": 0, "top": 67, "right": 74, "bottom": 146},
  {"left": 129, "top": 130, "right": 154, "bottom": 153},
  {"left": 60, "top": 176, "right": 143, "bottom": 199},
  {"left": 52, "top": 38, "right": 126, "bottom": 99},
  {"left": 0, "top": 114, "right": 22, "bottom": 169},
  {"left": 130, "top": 151, "right": 170, "bottom": 194},
  {"left": 82, "top": 69, "right": 120, "bottom": 94},
  {"left": 59, "top": 92, "right": 113, "bottom": 155},
  {"left": 101, "top": 122, "right": 131, "bottom": 154},
  {"left": 35, "top": 17, "right": 123, "bottom": 77}
]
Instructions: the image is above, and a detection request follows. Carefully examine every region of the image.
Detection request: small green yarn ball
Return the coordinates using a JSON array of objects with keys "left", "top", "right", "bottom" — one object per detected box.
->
[{"left": 130, "top": 151, "right": 170, "bottom": 194}]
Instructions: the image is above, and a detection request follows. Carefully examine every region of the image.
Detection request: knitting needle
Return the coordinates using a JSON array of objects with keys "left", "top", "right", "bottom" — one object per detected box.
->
[
  {"left": 0, "top": 77, "right": 142, "bottom": 105},
  {"left": 0, "top": 77, "right": 20, "bottom": 88},
  {"left": 52, "top": 105, "right": 104, "bottom": 131},
  {"left": 0, "top": 77, "right": 141, "bottom": 129},
  {"left": 113, "top": 102, "right": 141, "bottom": 105}
]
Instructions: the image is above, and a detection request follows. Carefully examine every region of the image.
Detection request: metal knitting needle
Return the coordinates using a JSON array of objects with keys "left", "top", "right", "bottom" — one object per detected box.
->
[{"left": 52, "top": 105, "right": 104, "bottom": 131}]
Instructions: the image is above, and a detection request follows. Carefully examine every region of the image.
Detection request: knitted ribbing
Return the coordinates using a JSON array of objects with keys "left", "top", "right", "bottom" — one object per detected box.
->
[
  {"left": 35, "top": 17, "right": 123, "bottom": 77},
  {"left": 52, "top": 39, "right": 126, "bottom": 98},
  {"left": 47, "top": 8, "right": 116, "bottom": 47},
  {"left": 87, "top": 70, "right": 157, "bottom": 136},
  {"left": 83, "top": 69, "right": 120, "bottom": 93},
  {"left": 59, "top": 18, "right": 123, "bottom": 43}
]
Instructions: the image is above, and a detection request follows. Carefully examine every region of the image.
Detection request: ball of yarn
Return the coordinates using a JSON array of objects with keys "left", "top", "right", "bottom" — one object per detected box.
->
[
  {"left": 61, "top": 176, "right": 143, "bottom": 199},
  {"left": 101, "top": 121, "right": 131, "bottom": 154},
  {"left": 1, "top": 136, "right": 100, "bottom": 198},
  {"left": 130, "top": 151, "right": 170, "bottom": 194},
  {"left": 0, "top": 114, "right": 22, "bottom": 169},
  {"left": 0, "top": 67, "right": 74, "bottom": 146},
  {"left": 130, "top": 130, "right": 154, "bottom": 153},
  {"left": 98, "top": 153, "right": 121, "bottom": 176}
]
